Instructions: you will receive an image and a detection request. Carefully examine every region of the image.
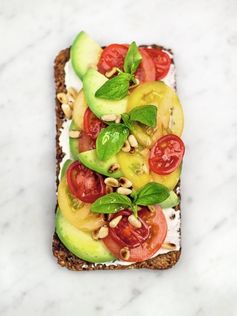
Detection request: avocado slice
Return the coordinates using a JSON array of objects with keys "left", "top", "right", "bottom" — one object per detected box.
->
[
  {"left": 60, "top": 159, "right": 73, "bottom": 179},
  {"left": 159, "top": 191, "right": 180, "bottom": 209},
  {"left": 56, "top": 210, "right": 115, "bottom": 263},
  {"left": 83, "top": 69, "right": 128, "bottom": 118},
  {"left": 78, "top": 149, "right": 122, "bottom": 178},
  {"left": 71, "top": 31, "right": 102, "bottom": 80}
]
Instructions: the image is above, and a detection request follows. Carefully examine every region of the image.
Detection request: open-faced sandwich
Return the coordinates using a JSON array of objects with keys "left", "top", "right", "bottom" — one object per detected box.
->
[{"left": 53, "top": 31, "right": 185, "bottom": 270}]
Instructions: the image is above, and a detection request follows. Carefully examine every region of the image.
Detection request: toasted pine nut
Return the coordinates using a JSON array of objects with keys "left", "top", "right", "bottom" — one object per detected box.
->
[
  {"left": 92, "top": 226, "right": 109, "bottom": 240},
  {"left": 109, "top": 215, "right": 122, "bottom": 228},
  {"left": 57, "top": 92, "right": 68, "bottom": 104},
  {"left": 108, "top": 163, "right": 120, "bottom": 173},
  {"left": 117, "top": 187, "right": 132, "bottom": 195},
  {"left": 148, "top": 205, "right": 156, "bottom": 213},
  {"left": 67, "top": 95, "right": 75, "bottom": 107},
  {"left": 122, "top": 140, "right": 131, "bottom": 153},
  {"left": 105, "top": 186, "right": 113, "bottom": 194},
  {"left": 61, "top": 103, "right": 72, "bottom": 119},
  {"left": 120, "top": 247, "right": 130, "bottom": 260},
  {"left": 67, "top": 87, "right": 78, "bottom": 99},
  {"left": 119, "top": 177, "right": 133, "bottom": 188},
  {"left": 129, "top": 78, "right": 140, "bottom": 89},
  {"left": 162, "top": 242, "right": 176, "bottom": 250},
  {"left": 128, "top": 214, "right": 142, "bottom": 228},
  {"left": 104, "top": 177, "right": 119, "bottom": 187},
  {"left": 115, "top": 114, "right": 121, "bottom": 124},
  {"left": 105, "top": 67, "right": 117, "bottom": 78},
  {"left": 69, "top": 130, "right": 80, "bottom": 138},
  {"left": 128, "top": 134, "right": 138, "bottom": 148},
  {"left": 101, "top": 114, "right": 117, "bottom": 122}
]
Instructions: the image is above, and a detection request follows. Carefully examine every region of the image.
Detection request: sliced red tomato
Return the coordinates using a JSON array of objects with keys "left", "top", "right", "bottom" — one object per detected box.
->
[
  {"left": 83, "top": 108, "right": 106, "bottom": 140},
  {"left": 149, "top": 134, "right": 185, "bottom": 175},
  {"left": 97, "top": 44, "right": 128, "bottom": 74},
  {"left": 144, "top": 48, "right": 171, "bottom": 80},
  {"left": 78, "top": 131, "right": 96, "bottom": 153},
  {"left": 66, "top": 161, "right": 106, "bottom": 203},
  {"left": 103, "top": 206, "right": 167, "bottom": 262},
  {"left": 135, "top": 48, "right": 156, "bottom": 83}
]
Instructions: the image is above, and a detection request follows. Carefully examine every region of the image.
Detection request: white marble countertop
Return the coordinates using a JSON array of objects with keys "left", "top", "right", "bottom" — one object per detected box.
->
[{"left": 0, "top": 0, "right": 237, "bottom": 315}]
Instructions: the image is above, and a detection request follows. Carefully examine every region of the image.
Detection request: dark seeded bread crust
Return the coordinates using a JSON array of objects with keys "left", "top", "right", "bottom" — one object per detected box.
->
[{"left": 52, "top": 47, "right": 181, "bottom": 271}]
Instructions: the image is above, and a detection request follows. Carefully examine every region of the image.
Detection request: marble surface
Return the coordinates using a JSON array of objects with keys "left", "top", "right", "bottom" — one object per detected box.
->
[{"left": 0, "top": 0, "right": 237, "bottom": 315}]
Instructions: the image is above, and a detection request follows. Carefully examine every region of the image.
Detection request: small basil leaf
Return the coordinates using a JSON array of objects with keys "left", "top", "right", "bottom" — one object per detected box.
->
[
  {"left": 124, "top": 42, "right": 142, "bottom": 75},
  {"left": 129, "top": 105, "right": 157, "bottom": 128},
  {"left": 95, "top": 73, "right": 132, "bottom": 100},
  {"left": 134, "top": 182, "right": 170, "bottom": 206},
  {"left": 121, "top": 113, "right": 132, "bottom": 129},
  {"left": 91, "top": 193, "right": 132, "bottom": 214},
  {"left": 96, "top": 124, "right": 129, "bottom": 161}
]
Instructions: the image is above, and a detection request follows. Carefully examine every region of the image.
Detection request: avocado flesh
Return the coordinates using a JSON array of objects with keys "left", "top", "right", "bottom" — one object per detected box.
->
[
  {"left": 78, "top": 149, "right": 122, "bottom": 178},
  {"left": 71, "top": 31, "right": 102, "bottom": 80},
  {"left": 83, "top": 69, "right": 127, "bottom": 118},
  {"left": 56, "top": 210, "right": 115, "bottom": 263},
  {"left": 159, "top": 191, "right": 180, "bottom": 209}
]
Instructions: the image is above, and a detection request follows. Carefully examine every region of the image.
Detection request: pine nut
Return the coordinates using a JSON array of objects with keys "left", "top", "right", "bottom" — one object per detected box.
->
[
  {"left": 67, "top": 87, "right": 78, "bottom": 99},
  {"left": 105, "top": 186, "right": 113, "bottom": 194},
  {"left": 101, "top": 114, "right": 117, "bottom": 122},
  {"left": 162, "top": 242, "right": 176, "bottom": 250},
  {"left": 120, "top": 247, "right": 130, "bottom": 260},
  {"left": 104, "top": 177, "right": 119, "bottom": 187},
  {"left": 108, "top": 163, "right": 120, "bottom": 173},
  {"left": 119, "top": 177, "right": 133, "bottom": 188},
  {"left": 129, "top": 78, "right": 140, "bottom": 89},
  {"left": 105, "top": 67, "right": 117, "bottom": 78},
  {"left": 117, "top": 187, "right": 132, "bottom": 195},
  {"left": 57, "top": 92, "right": 68, "bottom": 104},
  {"left": 148, "top": 205, "right": 156, "bottom": 213},
  {"left": 128, "top": 214, "right": 142, "bottom": 228},
  {"left": 122, "top": 140, "right": 131, "bottom": 152},
  {"left": 128, "top": 134, "right": 138, "bottom": 148},
  {"left": 109, "top": 215, "right": 122, "bottom": 228},
  {"left": 92, "top": 226, "right": 109, "bottom": 240},
  {"left": 69, "top": 130, "right": 80, "bottom": 138},
  {"left": 115, "top": 114, "right": 121, "bottom": 124},
  {"left": 67, "top": 95, "right": 75, "bottom": 107},
  {"left": 61, "top": 103, "right": 72, "bottom": 119}
]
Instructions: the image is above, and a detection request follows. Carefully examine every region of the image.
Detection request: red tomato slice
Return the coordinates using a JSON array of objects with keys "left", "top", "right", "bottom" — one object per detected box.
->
[
  {"left": 83, "top": 108, "right": 106, "bottom": 140},
  {"left": 149, "top": 134, "right": 185, "bottom": 175},
  {"left": 66, "top": 161, "right": 106, "bottom": 203},
  {"left": 144, "top": 48, "right": 171, "bottom": 80},
  {"left": 97, "top": 44, "right": 128, "bottom": 74},
  {"left": 103, "top": 206, "right": 167, "bottom": 262},
  {"left": 78, "top": 131, "right": 96, "bottom": 153},
  {"left": 135, "top": 48, "right": 156, "bottom": 83},
  {"left": 109, "top": 210, "right": 150, "bottom": 248}
]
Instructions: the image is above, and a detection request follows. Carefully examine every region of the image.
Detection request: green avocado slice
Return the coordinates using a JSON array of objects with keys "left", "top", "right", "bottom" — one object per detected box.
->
[
  {"left": 56, "top": 210, "right": 115, "bottom": 263},
  {"left": 159, "top": 191, "right": 180, "bottom": 209}
]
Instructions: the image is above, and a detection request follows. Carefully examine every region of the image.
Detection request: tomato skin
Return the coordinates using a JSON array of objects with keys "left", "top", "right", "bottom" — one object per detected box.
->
[
  {"left": 66, "top": 161, "right": 106, "bottom": 203},
  {"left": 97, "top": 44, "right": 128, "bottom": 74},
  {"left": 78, "top": 131, "right": 96, "bottom": 153},
  {"left": 135, "top": 48, "right": 156, "bottom": 83},
  {"left": 103, "top": 206, "right": 167, "bottom": 262},
  {"left": 144, "top": 48, "right": 171, "bottom": 80},
  {"left": 83, "top": 108, "right": 106, "bottom": 140},
  {"left": 149, "top": 134, "right": 185, "bottom": 175}
]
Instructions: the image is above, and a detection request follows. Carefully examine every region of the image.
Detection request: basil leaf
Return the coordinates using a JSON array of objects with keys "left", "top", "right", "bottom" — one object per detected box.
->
[
  {"left": 134, "top": 182, "right": 169, "bottom": 206},
  {"left": 121, "top": 113, "right": 132, "bottom": 129},
  {"left": 91, "top": 193, "right": 132, "bottom": 214},
  {"left": 124, "top": 42, "right": 142, "bottom": 75},
  {"left": 95, "top": 73, "right": 132, "bottom": 100},
  {"left": 96, "top": 124, "right": 129, "bottom": 161},
  {"left": 129, "top": 105, "right": 157, "bottom": 128}
]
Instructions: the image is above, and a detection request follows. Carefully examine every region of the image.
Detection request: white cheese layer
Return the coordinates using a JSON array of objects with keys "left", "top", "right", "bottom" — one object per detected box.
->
[{"left": 59, "top": 53, "right": 181, "bottom": 265}]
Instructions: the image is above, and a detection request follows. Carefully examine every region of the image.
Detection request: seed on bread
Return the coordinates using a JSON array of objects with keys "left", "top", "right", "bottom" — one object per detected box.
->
[
  {"left": 162, "top": 242, "right": 176, "bottom": 250},
  {"left": 128, "top": 214, "right": 142, "bottom": 228},
  {"left": 69, "top": 130, "right": 80, "bottom": 138},
  {"left": 104, "top": 177, "right": 119, "bottom": 187},
  {"left": 120, "top": 247, "right": 130, "bottom": 260},
  {"left": 61, "top": 103, "right": 72, "bottom": 119},
  {"left": 117, "top": 187, "right": 132, "bottom": 195},
  {"left": 109, "top": 215, "right": 122, "bottom": 228}
]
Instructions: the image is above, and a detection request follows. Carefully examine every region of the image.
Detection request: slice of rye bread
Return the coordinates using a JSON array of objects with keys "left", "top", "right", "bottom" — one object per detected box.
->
[{"left": 52, "top": 46, "right": 181, "bottom": 271}]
